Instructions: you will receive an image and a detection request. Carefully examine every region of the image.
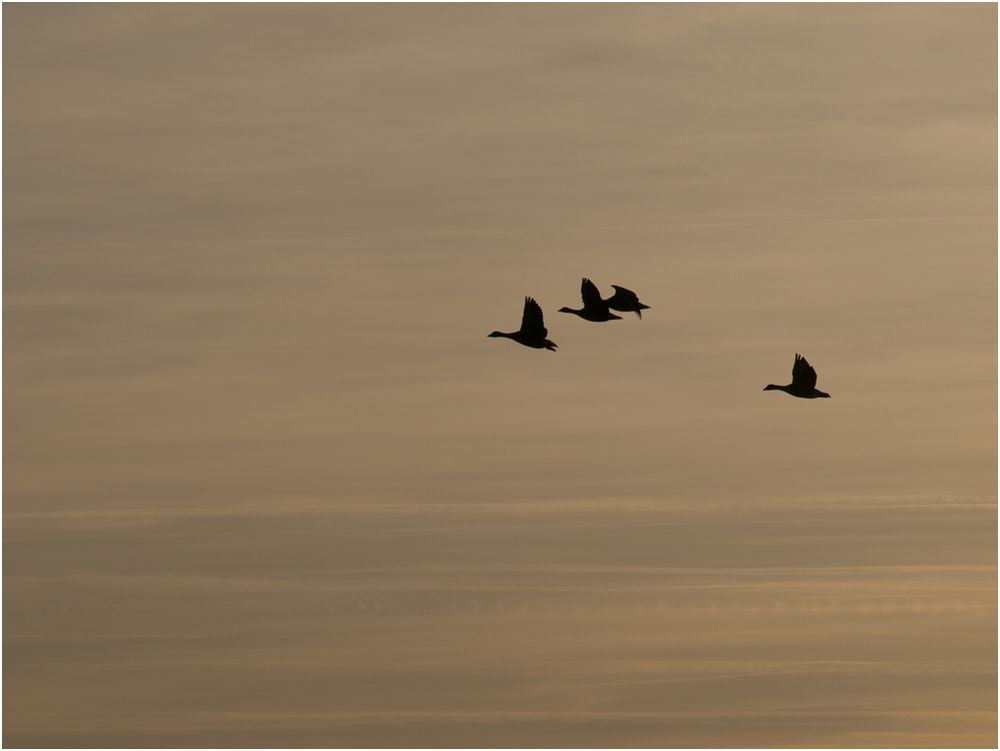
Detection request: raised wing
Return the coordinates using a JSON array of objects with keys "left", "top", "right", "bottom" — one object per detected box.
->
[
  {"left": 609, "top": 285, "right": 640, "bottom": 306},
  {"left": 791, "top": 353, "right": 818, "bottom": 391},
  {"left": 520, "top": 297, "right": 548, "bottom": 338},
  {"left": 581, "top": 278, "right": 604, "bottom": 310}
]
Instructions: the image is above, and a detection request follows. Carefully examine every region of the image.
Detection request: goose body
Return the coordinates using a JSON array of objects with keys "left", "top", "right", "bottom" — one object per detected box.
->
[
  {"left": 604, "top": 284, "right": 650, "bottom": 318},
  {"left": 559, "top": 278, "right": 622, "bottom": 322},
  {"left": 488, "top": 297, "right": 557, "bottom": 351},
  {"left": 764, "top": 353, "right": 831, "bottom": 399}
]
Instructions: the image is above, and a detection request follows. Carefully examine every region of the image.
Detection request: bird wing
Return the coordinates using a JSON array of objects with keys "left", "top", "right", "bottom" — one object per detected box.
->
[
  {"left": 520, "top": 297, "right": 548, "bottom": 338},
  {"left": 609, "top": 285, "right": 640, "bottom": 306},
  {"left": 581, "top": 278, "right": 603, "bottom": 309},
  {"left": 791, "top": 353, "right": 818, "bottom": 390}
]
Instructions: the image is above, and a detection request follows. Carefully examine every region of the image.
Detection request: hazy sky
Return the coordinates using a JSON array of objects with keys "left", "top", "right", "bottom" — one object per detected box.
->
[{"left": 4, "top": 4, "right": 996, "bottom": 747}]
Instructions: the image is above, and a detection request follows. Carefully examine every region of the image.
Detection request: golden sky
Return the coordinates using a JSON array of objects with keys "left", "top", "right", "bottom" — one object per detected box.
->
[{"left": 4, "top": 4, "right": 996, "bottom": 747}]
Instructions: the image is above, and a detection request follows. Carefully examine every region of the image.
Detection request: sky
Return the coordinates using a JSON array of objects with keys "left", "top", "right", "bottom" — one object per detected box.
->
[{"left": 3, "top": 4, "right": 997, "bottom": 747}]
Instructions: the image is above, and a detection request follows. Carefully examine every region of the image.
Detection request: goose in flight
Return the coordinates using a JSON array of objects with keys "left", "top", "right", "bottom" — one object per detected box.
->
[
  {"left": 488, "top": 297, "right": 558, "bottom": 351},
  {"left": 764, "top": 353, "right": 831, "bottom": 399},
  {"left": 604, "top": 284, "right": 650, "bottom": 318},
  {"left": 559, "top": 278, "right": 622, "bottom": 322}
]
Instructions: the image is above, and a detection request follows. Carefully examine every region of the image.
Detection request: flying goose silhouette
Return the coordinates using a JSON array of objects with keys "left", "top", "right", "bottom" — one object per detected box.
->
[
  {"left": 764, "top": 353, "right": 831, "bottom": 399},
  {"left": 488, "top": 297, "right": 557, "bottom": 351},
  {"left": 559, "top": 278, "right": 622, "bottom": 322},
  {"left": 604, "top": 284, "right": 650, "bottom": 318}
]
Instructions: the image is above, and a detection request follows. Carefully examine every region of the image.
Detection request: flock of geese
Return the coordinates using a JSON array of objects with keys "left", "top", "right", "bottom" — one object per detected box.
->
[{"left": 488, "top": 277, "right": 832, "bottom": 399}]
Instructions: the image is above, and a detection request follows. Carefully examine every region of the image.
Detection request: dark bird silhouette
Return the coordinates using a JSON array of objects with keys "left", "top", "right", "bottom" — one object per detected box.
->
[
  {"left": 488, "top": 297, "right": 557, "bottom": 351},
  {"left": 764, "top": 353, "right": 831, "bottom": 399},
  {"left": 604, "top": 284, "right": 650, "bottom": 318},
  {"left": 559, "top": 278, "right": 622, "bottom": 322}
]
